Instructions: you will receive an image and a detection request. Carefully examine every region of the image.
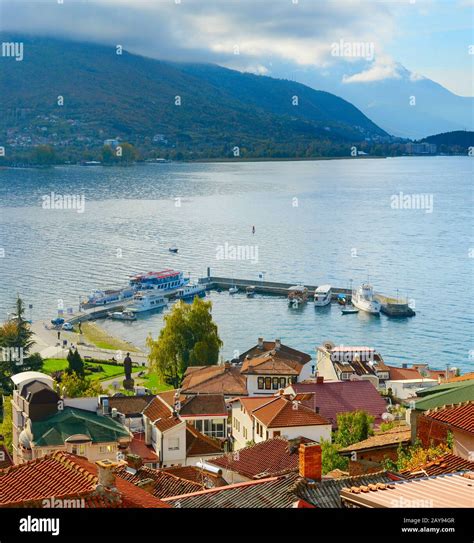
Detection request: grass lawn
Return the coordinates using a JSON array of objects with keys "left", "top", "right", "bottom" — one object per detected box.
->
[
  {"left": 81, "top": 322, "right": 140, "bottom": 352},
  {"left": 140, "top": 372, "right": 173, "bottom": 393},
  {"left": 43, "top": 358, "right": 125, "bottom": 382}
]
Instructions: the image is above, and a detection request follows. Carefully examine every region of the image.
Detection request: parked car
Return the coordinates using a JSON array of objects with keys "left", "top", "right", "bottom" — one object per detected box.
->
[{"left": 62, "top": 322, "right": 74, "bottom": 331}]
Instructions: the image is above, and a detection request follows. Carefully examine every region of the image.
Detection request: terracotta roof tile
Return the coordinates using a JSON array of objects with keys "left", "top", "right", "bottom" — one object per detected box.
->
[
  {"left": 252, "top": 397, "right": 330, "bottom": 428},
  {"left": 239, "top": 341, "right": 311, "bottom": 365},
  {"left": 181, "top": 365, "right": 247, "bottom": 396},
  {"left": 447, "top": 372, "right": 474, "bottom": 383},
  {"left": 209, "top": 437, "right": 312, "bottom": 479},
  {"left": 339, "top": 427, "right": 411, "bottom": 454},
  {"left": 115, "top": 465, "right": 203, "bottom": 499},
  {"left": 400, "top": 453, "right": 474, "bottom": 479},
  {"left": 108, "top": 395, "right": 155, "bottom": 416},
  {"left": 241, "top": 350, "right": 304, "bottom": 376},
  {"left": 163, "top": 465, "right": 228, "bottom": 487},
  {"left": 142, "top": 396, "right": 182, "bottom": 432},
  {"left": 0, "top": 451, "right": 168, "bottom": 508},
  {"left": 386, "top": 366, "right": 423, "bottom": 380},
  {"left": 186, "top": 424, "right": 224, "bottom": 457},
  {"left": 129, "top": 433, "right": 159, "bottom": 463},
  {"left": 424, "top": 402, "right": 474, "bottom": 433}
]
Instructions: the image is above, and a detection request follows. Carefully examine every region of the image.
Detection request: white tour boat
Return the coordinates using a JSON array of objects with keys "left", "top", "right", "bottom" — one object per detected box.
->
[
  {"left": 351, "top": 283, "right": 381, "bottom": 315},
  {"left": 314, "top": 284, "right": 332, "bottom": 307},
  {"left": 176, "top": 283, "right": 206, "bottom": 300},
  {"left": 128, "top": 292, "right": 167, "bottom": 313},
  {"left": 108, "top": 311, "right": 137, "bottom": 321}
]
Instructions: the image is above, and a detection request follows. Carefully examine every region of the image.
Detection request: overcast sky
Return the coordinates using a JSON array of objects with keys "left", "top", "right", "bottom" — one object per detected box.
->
[{"left": 1, "top": 0, "right": 473, "bottom": 96}]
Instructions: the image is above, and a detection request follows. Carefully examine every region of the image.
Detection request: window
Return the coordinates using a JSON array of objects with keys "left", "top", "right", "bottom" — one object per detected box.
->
[
  {"left": 264, "top": 377, "right": 271, "bottom": 390},
  {"left": 99, "top": 444, "right": 115, "bottom": 454},
  {"left": 272, "top": 377, "right": 279, "bottom": 390},
  {"left": 259, "top": 425, "right": 263, "bottom": 437},
  {"left": 279, "top": 377, "right": 286, "bottom": 388},
  {"left": 273, "top": 431, "right": 281, "bottom": 437},
  {"left": 168, "top": 437, "right": 180, "bottom": 451},
  {"left": 257, "top": 377, "right": 264, "bottom": 389}
]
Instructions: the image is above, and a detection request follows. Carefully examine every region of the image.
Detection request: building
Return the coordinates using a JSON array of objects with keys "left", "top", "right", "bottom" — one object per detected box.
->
[
  {"left": 385, "top": 378, "right": 438, "bottom": 400},
  {"left": 11, "top": 372, "right": 132, "bottom": 464},
  {"left": 239, "top": 338, "right": 313, "bottom": 394},
  {"left": 406, "top": 142, "right": 437, "bottom": 155},
  {"left": 142, "top": 396, "right": 223, "bottom": 467},
  {"left": 415, "top": 402, "right": 474, "bottom": 461},
  {"left": 316, "top": 342, "right": 389, "bottom": 388},
  {"left": 163, "top": 442, "right": 322, "bottom": 508},
  {"left": 181, "top": 363, "right": 247, "bottom": 398},
  {"left": 338, "top": 426, "right": 411, "bottom": 476},
  {"left": 208, "top": 436, "right": 310, "bottom": 484},
  {"left": 180, "top": 339, "right": 314, "bottom": 398},
  {"left": 286, "top": 378, "right": 389, "bottom": 429},
  {"left": 0, "top": 451, "right": 169, "bottom": 508},
  {"left": 103, "top": 138, "right": 120, "bottom": 148},
  {"left": 230, "top": 395, "right": 331, "bottom": 450},
  {"left": 157, "top": 390, "right": 228, "bottom": 439},
  {"left": 106, "top": 394, "right": 155, "bottom": 433},
  {"left": 340, "top": 471, "right": 473, "bottom": 508}
]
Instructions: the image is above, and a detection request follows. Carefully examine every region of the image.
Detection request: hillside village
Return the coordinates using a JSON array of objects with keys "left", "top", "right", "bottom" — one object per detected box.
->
[{"left": 1, "top": 337, "right": 472, "bottom": 509}]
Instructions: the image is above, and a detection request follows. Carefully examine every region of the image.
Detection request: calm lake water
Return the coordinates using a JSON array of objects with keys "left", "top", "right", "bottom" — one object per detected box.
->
[{"left": 0, "top": 157, "right": 473, "bottom": 371}]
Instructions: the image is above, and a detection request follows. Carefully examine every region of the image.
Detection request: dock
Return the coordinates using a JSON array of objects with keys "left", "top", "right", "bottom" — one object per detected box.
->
[{"left": 198, "top": 275, "right": 415, "bottom": 317}]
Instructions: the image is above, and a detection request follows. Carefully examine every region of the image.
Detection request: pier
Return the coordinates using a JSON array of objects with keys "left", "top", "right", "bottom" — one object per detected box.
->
[{"left": 198, "top": 275, "right": 415, "bottom": 317}]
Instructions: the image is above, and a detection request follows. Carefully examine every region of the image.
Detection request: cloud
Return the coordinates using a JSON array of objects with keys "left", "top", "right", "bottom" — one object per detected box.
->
[{"left": 343, "top": 58, "right": 403, "bottom": 84}]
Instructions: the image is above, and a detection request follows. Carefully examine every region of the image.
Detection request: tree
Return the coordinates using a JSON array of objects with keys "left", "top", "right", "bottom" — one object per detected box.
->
[
  {"left": 67, "top": 348, "right": 84, "bottom": 376},
  {"left": 321, "top": 439, "right": 349, "bottom": 475},
  {"left": 118, "top": 142, "right": 138, "bottom": 164},
  {"left": 1, "top": 396, "right": 13, "bottom": 453},
  {"left": 101, "top": 145, "right": 116, "bottom": 164},
  {"left": 0, "top": 296, "right": 43, "bottom": 394},
  {"left": 147, "top": 297, "right": 222, "bottom": 388},
  {"left": 32, "top": 145, "right": 56, "bottom": 165},
  {"left": 382, "top": 439, "right": 452, "bottom": 472},
  {"left": 56, "top": 372, "right": 102, "bottom": 398},
  {"left": 334, "top": 410, "right": 374, "bottom": 448}
]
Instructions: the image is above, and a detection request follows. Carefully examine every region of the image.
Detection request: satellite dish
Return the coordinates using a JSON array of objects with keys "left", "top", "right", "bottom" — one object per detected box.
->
[{"left": 323, "top": 341, "right": 335, "bottom": 351}]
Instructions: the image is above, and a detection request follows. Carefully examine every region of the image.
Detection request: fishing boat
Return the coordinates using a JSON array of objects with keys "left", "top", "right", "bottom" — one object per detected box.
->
[
  {"left": 176, "top": 283, "right": 206, "bottom": 300},
  {"left": 352, "top": 283, "right": 381, "bottom": 315},
  {"left": 129, "top": 269, "right": 189, "bottom": 293},
  {"left": 246, "top": 285, "right": 256, "bottom": 298},
  {"left": 341, "top": 306, "right": 359, "bottom": 315},
  {"left": 169, "top": 246, "right": 178, "bottom": 253},
  {"left": 314, "top": 284, "right": 332, "bottom": 307},
  {"left": 128, "top": 292, "right": 167, "bottom": 313},
  {"left": 108, "top": 311, "right": 137, "bottom": 321},
  {"left": 288, "top": 285, "right": 308, "bottom": 308}
]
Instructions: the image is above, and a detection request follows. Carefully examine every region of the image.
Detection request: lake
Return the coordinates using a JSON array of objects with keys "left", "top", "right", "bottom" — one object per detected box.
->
[{"left": 0, "top": 157, "right": 472, "bottom": 372}]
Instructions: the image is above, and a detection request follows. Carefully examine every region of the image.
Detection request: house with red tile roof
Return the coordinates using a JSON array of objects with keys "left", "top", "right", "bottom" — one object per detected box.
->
[
  {"left": 208, "top": 436, "right": 312, "bottom": 484},
  {"left": 142, "top": 396, "right": 224, "bottom": 468},
  {"left": 416, "top": 402, "right": 474, "bottom": 461},
  {"left": 181, "top": 362, "right": 247, "bottom": 397},
  {"left": 286, "top": 378, "right": 389, "bottom": 430},
  {"left": 230, "top": 394, "right": 331, "bottom": 450},
  {"left": 399, "top": 452, "right": 474, "bottom": 479},
  {"left": 0, "top": 451, "right": 169, "bottom": 508}
]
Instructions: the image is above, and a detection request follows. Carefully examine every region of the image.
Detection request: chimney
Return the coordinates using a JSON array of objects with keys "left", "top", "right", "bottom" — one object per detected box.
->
[
  {"left": 95, "top": 459, "right": 118, "bottom": 490},
  {"left": 316, "top": 375, "right": 324, "bottom": 384},
  {"left": 275, "top": 338, "right": 281, "bottom": 351},
  {"left": 126, "top": 453, "right": 143, "bottom": 471},
  {"left": 257, "top": 337, "right": 264, "bottom": 349},
  {"left": 136, "top": 478, "right": 155, "bottom": 494},
  {"left": 299, "top": 443, "right": 322, "bottom": 481}
]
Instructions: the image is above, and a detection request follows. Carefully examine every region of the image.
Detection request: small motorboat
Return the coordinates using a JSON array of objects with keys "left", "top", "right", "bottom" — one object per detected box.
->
[
  {"left": 229, "top": 286, "right": 239, "bottom": 295},
  {"left": 288, "top": 285, "right": 308, "bottom": 308},
  {"left": 352, "top": 283, "right": 381, "bottom": 315},
  {"left": 314, "top": 284, "right": 332, "bottom": 307},
  {"left": 246, "top": 286, "right": 256, "bottom": 298},
  {"left": 108, "top": 311, "right": 137, "bottom": 321},
  {"left": 169, "top": 246, "right": 178, "bottom": 253},
  {"left": 341, "top": 306, "right": 359, "bottom": 315},
  {"left": 337, "top": 294, "right": 347, "bottom": 306}
]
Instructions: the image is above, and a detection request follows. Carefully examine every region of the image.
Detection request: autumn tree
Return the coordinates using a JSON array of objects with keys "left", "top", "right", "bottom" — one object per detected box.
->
[{"left": 147, "top": 297, "right": 222, "bottom": 388}]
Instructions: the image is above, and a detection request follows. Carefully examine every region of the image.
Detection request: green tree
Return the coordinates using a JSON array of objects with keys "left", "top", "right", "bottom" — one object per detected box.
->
[
  {"left": 334, "top": 410, "right": 374, "bottom": 448},
  {"left": 101, "top": 145, "right": 116, "bottom": 164},
  {"left": 32, "top": 145, "right": 56, "bottom": 165},
  {"left": 321, "top": 439, "right": 349, "bottom": 475},
  {"left": 56, "top": 372, "right": 102, "bottom": 398},
  {"left": 1, "top": 396, "right": 13, "bottom": 453},
  {"left": 67, "top": 348, "right": 84, "bottom": 376},
  {"left": 147, "top": 297, "right": 222, "bottom": 388},
  {"left": 118, "top": 142, "right": 138, "bottom": 164},
  {"left": 0, "top": 297, "right": 42, "bottom": 394}
]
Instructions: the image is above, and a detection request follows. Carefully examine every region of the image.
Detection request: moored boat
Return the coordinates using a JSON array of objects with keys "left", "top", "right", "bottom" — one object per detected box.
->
[
  {"left": 352, "top": 283, "right": 381, "bottom": 315},
  {"left": 176, "top": 283, "right": 206, "bottom": 300},
  {"left": 246, "top": 285, "right": 256, "bottom": 298},
  {"left": 108, "top": 310, "right": 137, "bottom": 321},
  {"left": 129, "top": 269, "right": 189, "bottom": 293},
  {"left": 128, "top": 291, "right": 167, "bottom": 313},
  {"left": 314, "top": 284, "right": 332, "bottom": 307},
  {"left": 288, "top": 285, "right": 308, "bottom": 308}
]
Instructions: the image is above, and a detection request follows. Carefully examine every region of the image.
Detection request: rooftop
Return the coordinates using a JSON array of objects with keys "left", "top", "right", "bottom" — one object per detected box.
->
[
  {"left": 158, "top": 390, "right": 227, "bottom": 417},
  {"left": 340, "top": 471, "right": 474, "bottom": 508},
  {"left": 163, "top": 472, "right": 301, "bottom": 508},
  {"left": 292, "top": 471, "right": 399, "bottom": 508},
  {"left": 30, "top": 407, "right": 131, "bottom": 447},
  {"left": 291, "top": 380, "right": 388, "bottom": 428},
  {"left": 339, "top": 426, "right": 411, "bottom": 454},
  {"left": 181, "top": 365, "right": 247, "bottom": 396},
  {"left": 423, "top": 401, "right": 474, "bottom": 434},
  {"left": 186, "top": 423, "right": 223, "bottom": 457},
  {"left": 399, "top": 453, "right": 474, "bottom": 479},
  {"left": 129, "top": 433, "right": 159, "bottom": 463},
  {"left": 413, "top": 382, "right": 474, "bottom": 411},
  {"left": 209, "top": 437, "right": 312, "bottom": 479},
  {"left": 385, "top": 365, "right": 423, "bottom": 380},
  {"left": 241, "top": 350, "right": 306, "bottom": 376},
  {"left": 108, "top": 395, "right": 155, "bottom": 416},
  {"left": 238, "top": 339, "right": 311, "bottom": 366},
  {"left": 163, "top": 465, "right": 227, "bottom": 487},
  {"left": 0, "top": 451, "right": 168, "bottom": 508},
  {"left": 142, "top": 396, "right": 182, "bottom": 432}
]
